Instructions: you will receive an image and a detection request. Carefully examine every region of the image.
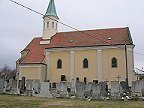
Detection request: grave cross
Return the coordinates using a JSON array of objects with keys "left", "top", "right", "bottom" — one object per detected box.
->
[
  {"left": 105, "top": 79, "right": 109, "bottom": 84},
  {"left": 116, "top": 75, "right": 121, "bottom": 82}
]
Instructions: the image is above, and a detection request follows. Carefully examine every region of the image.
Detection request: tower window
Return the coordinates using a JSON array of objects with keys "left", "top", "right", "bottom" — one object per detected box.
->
[
  {"left": 52, "top": 22, "right": 54, "bottom": 28},
  {"left": 112, "top": 57, "right": 117, "bottom": 68},
  {"left": 57, "top": 59, "right": 62, "bottom": 69},
  {"left": 56, "top": 23, "right": 57, "bottom": 29},
  {"left": 83, "top": 58, "right": 88, "bottom": 68},
  {"left": 47, "top": 21, "right": 49, "bottom": 28}
]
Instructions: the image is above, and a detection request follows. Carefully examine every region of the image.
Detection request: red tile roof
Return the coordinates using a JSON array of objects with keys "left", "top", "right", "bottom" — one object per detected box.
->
[
  {"left": 20, "top": 27, "right": 133, "bottom": 64},
  {"left": 21, "top": 38, "right": 49, "bottom": 64}
]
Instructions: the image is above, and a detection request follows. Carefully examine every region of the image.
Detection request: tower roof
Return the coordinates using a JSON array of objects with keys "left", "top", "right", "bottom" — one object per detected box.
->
[{"left": 44, "top": 0, "right": 58, "bottom": 17}]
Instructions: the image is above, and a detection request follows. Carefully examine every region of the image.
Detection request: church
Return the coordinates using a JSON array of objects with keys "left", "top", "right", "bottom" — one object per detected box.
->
[{"left": 16, "top": 0, "right": 136, "bottom": 87}]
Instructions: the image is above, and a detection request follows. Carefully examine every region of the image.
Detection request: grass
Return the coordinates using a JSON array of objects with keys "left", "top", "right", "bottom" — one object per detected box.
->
[{"left": 0, "top": 94, "right": 144, "bottom": 108}]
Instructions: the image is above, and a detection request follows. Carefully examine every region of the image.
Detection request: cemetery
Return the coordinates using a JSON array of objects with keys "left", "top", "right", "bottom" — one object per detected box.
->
[{"left": 0, "top": 77, "right": 144, "bottom": 101}]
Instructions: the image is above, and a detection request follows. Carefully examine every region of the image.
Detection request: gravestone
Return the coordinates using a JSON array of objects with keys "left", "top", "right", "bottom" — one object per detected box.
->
[
  {"left": 56, "top": 83, "right": 61, "bottom": 92},
  {"left": 20, "top": 77, "right": 26, "bottom": 93},
  {"left": 120, "top": 81, "right": 128, "bottom": 93},
  {"left": 18, "top": 80, "right": 22, "bottom": 90},
  {"left": 131, "top": 80, "right": 144, "bottom": 97},
  {"left": 33, "top": 80, "right": 41, "bottom": 94},
  {"left": 26, "top": 80, "right": 33, "bottom": 90},
  {"left": 66, "top": 82, "right": 71, "bottom": 89},
  {"left": 0, "top": 78, "right": 5, "bottom": 93},
  {"left": 99, "top": 82, "right": 108, "bottom": 97},
  {"left": 111, "top": 81, "right": 121, "bottom": 99},
  {"left": 85, "top": 82, "right": 93, "bottom": 98},
  {"left": 35, "top": 82, "right": 52, "bottom": 98},
  {"left": 26, "top": 80, "right": 33, "bottom": 96},
  {"left": 11, "top": 80, "right": 18, "bottom": 94},
  {"left": 5, "top": 79, "right": 12, "bottom": 91},
  {"left": 92, "top": 84, "right": 101, "bottom": 99},
  {"left": 142, "top": 89, "right": 144, "bottom": 97},
  {"left": 85, "top": 82, "right": 93, "bottom": 92},
  {"left": 76, "top": 82, "right": 85, "bottom": 98},
  {"left": 50, "top": 83, "right": 60, "bottom": 98},
  {"left": 59, "top": 82, "right": 68, "bottom": 97}
]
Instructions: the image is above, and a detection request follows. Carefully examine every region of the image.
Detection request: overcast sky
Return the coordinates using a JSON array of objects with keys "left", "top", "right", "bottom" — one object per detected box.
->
[{"left": 0, "top": 0, "right": 144, "bottom": 69}]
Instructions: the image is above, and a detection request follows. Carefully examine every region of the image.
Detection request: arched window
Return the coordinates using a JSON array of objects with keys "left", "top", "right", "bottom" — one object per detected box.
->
[
  {"left": 52, "top": 22, "right": 54, "bottom": 28},
  {"left": 57, "top": 59, "right": 62, "bottom": 69},
  {"left": 83, "top": 58, "right": 88, "bottom": 68},
  {"left": 112, "top": 57, "right": 117, "bottom": 68},
  {"left": 47, "top": 21, "right": 49, "bottom": 28}
]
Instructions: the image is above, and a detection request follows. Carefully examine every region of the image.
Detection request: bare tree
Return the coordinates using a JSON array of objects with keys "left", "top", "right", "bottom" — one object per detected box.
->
[{"left": 0, "top": 65, "right": 16, "bottom": 80}]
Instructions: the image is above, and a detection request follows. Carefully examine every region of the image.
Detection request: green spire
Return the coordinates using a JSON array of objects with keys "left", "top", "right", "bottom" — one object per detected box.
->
[{"left": 44, "top": 0, "right": 58, "bottom": 17}]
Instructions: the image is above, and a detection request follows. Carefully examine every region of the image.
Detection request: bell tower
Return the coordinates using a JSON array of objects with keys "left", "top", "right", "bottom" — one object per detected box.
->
[{"left": 42, "top": 0, "right": 59, "bottom": 40}]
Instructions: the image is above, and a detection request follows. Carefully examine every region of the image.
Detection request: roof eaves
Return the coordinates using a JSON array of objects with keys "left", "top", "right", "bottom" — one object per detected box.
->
[{"left": 46, "top": 44, "right": 133, "bottom": 49}]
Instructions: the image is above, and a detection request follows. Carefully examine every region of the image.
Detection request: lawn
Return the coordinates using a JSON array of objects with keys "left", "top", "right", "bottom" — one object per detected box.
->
[{"left": 0, "top": 94, "right": 144, "bottom": 108}]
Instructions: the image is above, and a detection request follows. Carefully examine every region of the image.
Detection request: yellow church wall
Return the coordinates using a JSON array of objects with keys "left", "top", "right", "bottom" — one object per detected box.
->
[
  {"left": 46, "top": 46, "right": 135, "bottom": 84},
  {"left": 75, "top": 50, "right": 97, "bottom": 82},
  {"left": 49, "top": 51, "right": 70, "bottom": 82},
  {"left": 19, "top": 67, "right": 38, "bottom": 80},
  {"left": 19, "top": 65, "right": 46, "bottom": 81},
  {"left": 102, "top": 49, "right": 126, "bottom": 82}
]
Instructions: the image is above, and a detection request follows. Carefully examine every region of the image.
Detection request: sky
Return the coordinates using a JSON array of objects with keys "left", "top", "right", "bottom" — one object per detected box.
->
[{"left": 0, "top": 0, "right": 144, "bottom": 70}]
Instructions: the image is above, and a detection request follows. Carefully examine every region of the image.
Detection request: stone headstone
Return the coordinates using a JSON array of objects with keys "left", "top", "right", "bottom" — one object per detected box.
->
[
  {"left": 111, "top": 81, "right": 121, "bottom": 99},
  {"left": 56, "top": 83, "right": 60, "bottom": 92},
  {"left": 5, "top": 79, "right": 12, "bottom": 91},
  {"left": 35, "top": 82, "right": 51, "bottom": 98},
  {"left": 26, "top": 80, "right": 33, "bottom": 90},
  {"left": 10, "top": 80, "right": 19, "bottom": 94},
  {"left": 66, "top": 82, "right": 71, "bottom": 93},
  {"left": 131, "top": 80, "right": 144, "bottom": 97},
  {"left": 60, "top": 82, "right": 67, "bottom": 92},
  {"left": 20, "top": 77, "right": 26, "bottom": 93},
  {"left": 85, "top": 82, "right": 93, "bottom": 92},
  {"left": 11, "top": 80, "right": 17, "bottom": 89},
  {"left": 33, "top": 80, "right": 41, "bottom": 94},
  {"left": 84, "top": 82, "right": 93, "bottom": 98},
  {"left": 92, "top": 84, "right": 101, "bottom": 99},
  {"left": 59, "top": 82, "right": 68, "bottom": 97},
  {"left": 26, "top": 80, "right": 33, "bottom": 96},
  {"left": 0, "top": 78, "right": 5, "bottom": 93},
  {"left": 120, "top": 81, "right": 128, "bottom": 92},
  {"left": 76, "top": 82, "right": 85, "bottom": 98},
  {"left": 99, "top": 82, "right": 108, "bottom": 97}
]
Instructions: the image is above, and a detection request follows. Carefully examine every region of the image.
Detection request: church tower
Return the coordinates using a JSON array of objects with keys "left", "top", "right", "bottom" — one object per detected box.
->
[{"left": 42, "top": 0, "right": 59, "bottom": 40}]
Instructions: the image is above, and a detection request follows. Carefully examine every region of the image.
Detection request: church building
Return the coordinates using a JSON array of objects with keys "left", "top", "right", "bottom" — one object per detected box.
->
[{"left": 16, "top": 0, "right": 136, "bottom": 87}]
